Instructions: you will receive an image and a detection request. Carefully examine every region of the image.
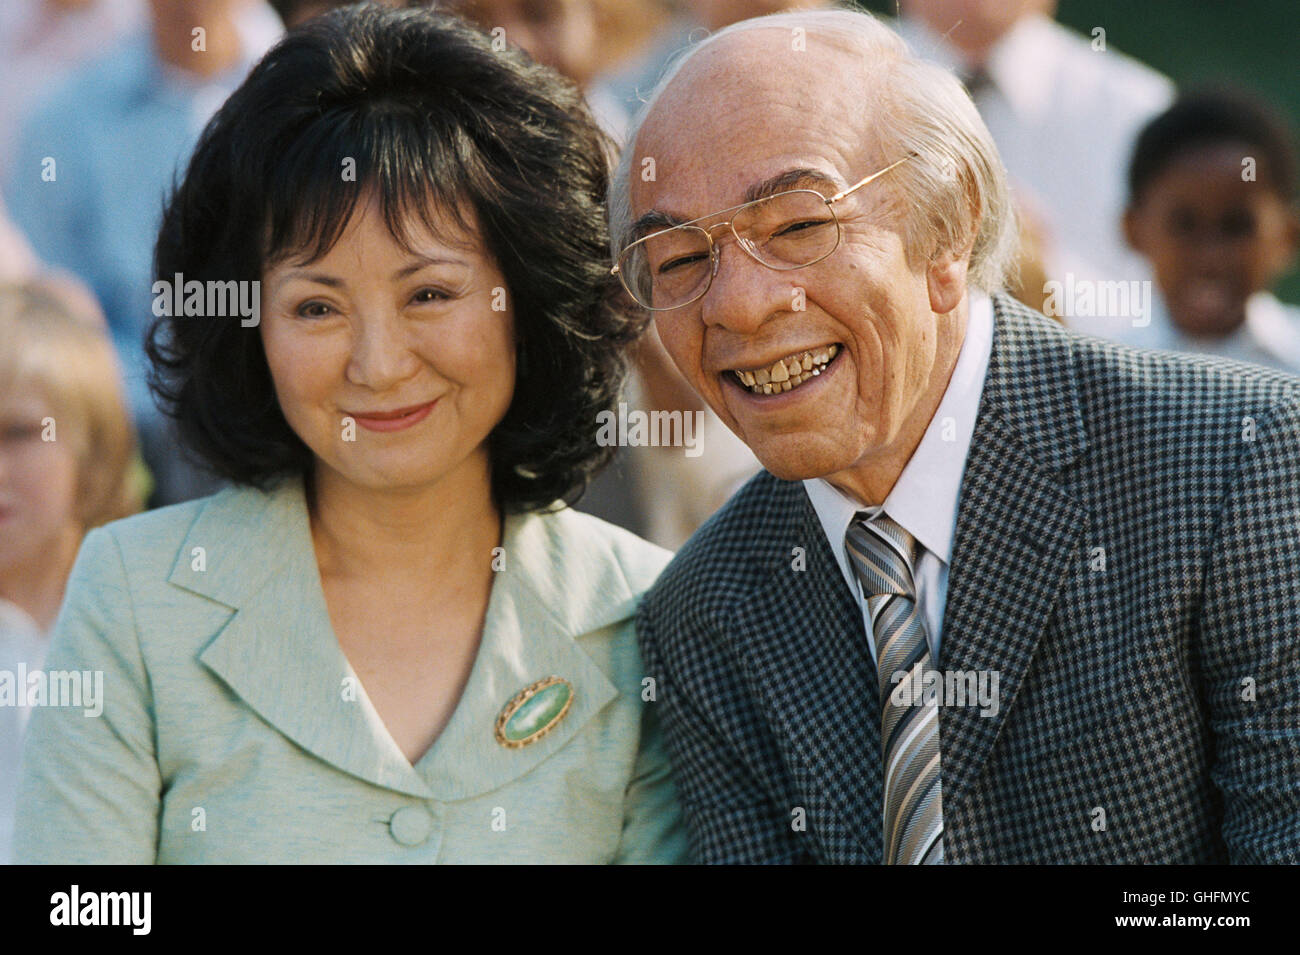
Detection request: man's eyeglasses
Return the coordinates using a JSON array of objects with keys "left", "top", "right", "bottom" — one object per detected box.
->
[{"left": 612, "top": 154, "right": 912, "bottom": 311}]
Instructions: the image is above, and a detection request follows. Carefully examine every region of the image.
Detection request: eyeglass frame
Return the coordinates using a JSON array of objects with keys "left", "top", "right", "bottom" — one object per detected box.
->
[{"left": 612, "top": 153, "right": 914, "bottom": 311}]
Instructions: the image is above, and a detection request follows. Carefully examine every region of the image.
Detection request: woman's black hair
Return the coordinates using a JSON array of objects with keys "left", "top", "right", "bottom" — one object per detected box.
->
[{"left": 147, "top": 3, "right": 643, "bottom": 512}]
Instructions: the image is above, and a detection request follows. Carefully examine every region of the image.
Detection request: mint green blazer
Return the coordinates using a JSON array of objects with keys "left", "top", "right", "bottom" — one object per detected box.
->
[{"left": 14, "top": 477, "right": 688, "bottom": 863}]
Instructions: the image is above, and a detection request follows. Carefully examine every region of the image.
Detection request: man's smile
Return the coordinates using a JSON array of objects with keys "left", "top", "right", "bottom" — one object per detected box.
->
[{"left": 725, "top": 343, "right": 842, "bottom": 395}]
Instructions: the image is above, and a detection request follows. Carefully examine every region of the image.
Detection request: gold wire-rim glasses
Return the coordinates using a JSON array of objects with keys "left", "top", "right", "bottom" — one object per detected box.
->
[{"left": 612, "top": 153, "right": 914, "bottom": 311}]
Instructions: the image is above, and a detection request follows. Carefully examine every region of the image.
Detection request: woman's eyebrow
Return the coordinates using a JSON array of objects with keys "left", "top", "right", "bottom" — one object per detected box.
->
[
  {"left": 391, "top": 255, "right": 468, "bottom": 279},
  {"left": 272, "top": 270, "right": 344, "bottom": 291}
]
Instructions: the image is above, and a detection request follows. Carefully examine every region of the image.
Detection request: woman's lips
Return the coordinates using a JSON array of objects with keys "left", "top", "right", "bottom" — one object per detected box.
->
[{"left": 347, "top": 400, "right": 437, "bottom": 432}]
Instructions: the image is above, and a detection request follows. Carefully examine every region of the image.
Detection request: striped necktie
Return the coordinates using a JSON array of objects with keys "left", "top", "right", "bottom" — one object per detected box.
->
[{"left": 845, "top": 513, "right": 945, "bottom": 865}]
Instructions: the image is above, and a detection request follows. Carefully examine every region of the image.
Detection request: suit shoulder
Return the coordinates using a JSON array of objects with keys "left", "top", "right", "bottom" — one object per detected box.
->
[
  {"left": 640, "top": 470, "right": 791, "bottom": 619},
  {"left": 1068, "top": 328, "right": 1300, "bottom": 418}
]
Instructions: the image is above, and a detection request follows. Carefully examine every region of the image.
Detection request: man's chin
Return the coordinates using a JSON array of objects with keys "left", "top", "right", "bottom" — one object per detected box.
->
[{"left": 746, "top": 446, "right": 855, "bottom": 484}]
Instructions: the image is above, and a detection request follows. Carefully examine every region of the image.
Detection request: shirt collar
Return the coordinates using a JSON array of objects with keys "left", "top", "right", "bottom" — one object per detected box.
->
[{"left": 804, "top": 289, "right": 994, "bottom": 573}]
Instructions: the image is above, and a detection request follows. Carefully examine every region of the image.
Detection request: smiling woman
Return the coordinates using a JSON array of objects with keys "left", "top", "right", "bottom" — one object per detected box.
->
[{"left": 13, "top": 5, "right": 687, "bottom": 865}]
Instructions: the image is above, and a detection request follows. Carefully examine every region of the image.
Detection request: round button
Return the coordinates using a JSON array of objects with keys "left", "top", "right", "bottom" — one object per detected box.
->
[{"left": 389, "top": 806, "right": 433, "bottom": 846}]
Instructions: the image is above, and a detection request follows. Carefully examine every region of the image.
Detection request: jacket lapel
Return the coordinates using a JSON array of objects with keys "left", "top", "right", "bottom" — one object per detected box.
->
[
  {"left": 937, "top": 296, "right": 1091, "bottom": 840},
  {"left": 729, "top": 479, "right": 883, "bottom": 861},
  {"left": 406, "top": 506, "right": 626, "bottom": 803},
  {"left": 170, "top": 476, "right": 436, "bottom": 798},
  {"left": 167, "top": 478, "right": 630, "bottom": 801}
]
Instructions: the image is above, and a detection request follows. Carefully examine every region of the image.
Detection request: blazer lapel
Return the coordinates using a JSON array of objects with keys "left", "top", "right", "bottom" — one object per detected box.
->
[
  {"left": 937, "top": 296, "right": 1092, "bottom": 842},
  {"left": 167, "top": 479, "right": 629, "bottom": 802},
  {"left": 406, "top": 507, "right": 624, "bottom": 803},
  {"left": 169, "top": 476, "right": 435, "bottom": 798},
  {"left": 729, "top": 479, "right": 883, "bottom": 861}
]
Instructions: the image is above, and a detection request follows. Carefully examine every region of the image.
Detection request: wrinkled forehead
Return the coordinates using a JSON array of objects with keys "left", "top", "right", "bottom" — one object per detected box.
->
[{"left": 630, "top": 28, "right": 881, "bottom": 218}]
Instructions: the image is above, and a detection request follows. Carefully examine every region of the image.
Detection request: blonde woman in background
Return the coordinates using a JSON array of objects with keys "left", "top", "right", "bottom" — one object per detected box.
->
[{"left": 0, "top": 280, "right": 144, "bottom": 864}]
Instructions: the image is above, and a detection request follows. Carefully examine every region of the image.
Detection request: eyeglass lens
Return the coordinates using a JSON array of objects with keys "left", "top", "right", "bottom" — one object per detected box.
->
[{"left": 619, "top": 190, "right": 839, "bottom": 309}]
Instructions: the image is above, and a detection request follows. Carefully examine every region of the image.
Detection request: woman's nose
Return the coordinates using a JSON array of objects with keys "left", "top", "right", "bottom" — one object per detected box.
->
[{"left": 346, "top": 311, "right": 421, "bottom": 389}]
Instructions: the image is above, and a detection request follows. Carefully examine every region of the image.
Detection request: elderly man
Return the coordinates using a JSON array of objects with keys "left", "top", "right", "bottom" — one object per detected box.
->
[{"left": 613, "top": 9, "right": 1300, "bottom": 863}]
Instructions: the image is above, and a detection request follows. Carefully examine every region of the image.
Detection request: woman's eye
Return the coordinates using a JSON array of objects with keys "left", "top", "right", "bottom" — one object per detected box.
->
[
  {"left": 411, "top": 287, "right": 450, "bottom": 304},
  {"left": 296, "top": 301, "right": 334, "bottom": 319}
]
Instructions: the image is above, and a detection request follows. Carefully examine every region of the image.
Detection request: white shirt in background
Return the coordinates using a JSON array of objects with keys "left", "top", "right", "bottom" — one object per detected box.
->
[
  {"left": 0, "top": 0, "right": 146, "bottom": 179},
  {"left": 1112, "top": 290, "right": 1300, "bottom": 376},
  {"left": 897, "top": 14, "right": 1174, "bottom": 323}
]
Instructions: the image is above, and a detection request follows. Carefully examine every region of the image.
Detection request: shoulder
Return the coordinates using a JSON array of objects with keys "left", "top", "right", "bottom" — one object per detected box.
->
[
  {"left": 514, "top": 504, "right": 673, "bottom": 602},
  {"left": 1068, "top": 321, "right": 1300, "bottom": 424},
  {"left": 997, "top": 292, "right": 1300, "bottom": 409},
  {"left": 91, "top": 482, "right": 262, "bottom": 556},
  {"left": 74, "top": 482, "right": 285, "bottom": 606},
  {"left": 504, "top": 507, "right": 675, "bottom": 695},
  {"left": 992, "top": 293, "right": 1300, "bottom": 483},
  {"left": 638, "top": 469, "right": 796, "bottom": 626},
  {"left": 1037, "top": 17, "right": 1173, "bottom": 107}
]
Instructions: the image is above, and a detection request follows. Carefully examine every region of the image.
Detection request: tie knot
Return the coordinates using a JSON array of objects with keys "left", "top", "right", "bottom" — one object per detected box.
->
[{"left": 845, "top": 513, "right": 919, "bottom": 599}]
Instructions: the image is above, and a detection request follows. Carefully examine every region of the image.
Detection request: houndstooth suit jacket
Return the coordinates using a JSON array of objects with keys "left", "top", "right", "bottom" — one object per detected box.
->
[{"left": 637, "top": 293, "right": 1300, "bottom": 864}]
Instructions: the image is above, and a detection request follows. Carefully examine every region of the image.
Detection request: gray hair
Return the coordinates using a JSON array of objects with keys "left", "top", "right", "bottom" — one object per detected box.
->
[{"left": 608, "top": 8, "right": 1018, "bottom": 294}]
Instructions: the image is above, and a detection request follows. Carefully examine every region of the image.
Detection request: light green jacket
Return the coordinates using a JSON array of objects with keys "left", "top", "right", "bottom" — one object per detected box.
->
[{"left": 14, "top": 477, "right": 688, "bottom": 863}]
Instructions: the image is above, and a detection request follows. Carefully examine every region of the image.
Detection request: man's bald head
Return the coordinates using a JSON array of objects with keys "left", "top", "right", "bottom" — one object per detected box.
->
[{"left": 611, "top": 8, "right": 1016, "bottom": 296}]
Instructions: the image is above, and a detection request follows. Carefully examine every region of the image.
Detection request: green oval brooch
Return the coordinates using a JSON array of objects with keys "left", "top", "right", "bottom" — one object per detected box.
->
[{"left": 495, "top": 676, "right": 574, "bottom": 749}]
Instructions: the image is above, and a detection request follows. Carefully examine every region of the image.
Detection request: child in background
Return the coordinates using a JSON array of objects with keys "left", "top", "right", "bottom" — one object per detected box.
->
[
  {"left": 0, "top": 280, "right": 144, "bottom": 864},
  {"left": 1122, "top": 88, "right": 1300, "bottom": 373}
]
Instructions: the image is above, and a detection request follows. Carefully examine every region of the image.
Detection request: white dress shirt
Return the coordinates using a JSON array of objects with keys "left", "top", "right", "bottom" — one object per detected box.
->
[
  {"left": 1111, "top": 290, "right": 1300, "bottom": 376},
  {"left": 803, "top": 291, "right": 994, "bottom": 667},
  {"left": 897, "top": 14, "right": 1174, "bottom": 318}
]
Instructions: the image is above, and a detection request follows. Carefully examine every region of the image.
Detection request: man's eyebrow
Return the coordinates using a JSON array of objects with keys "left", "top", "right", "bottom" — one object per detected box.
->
[
  {"left": 629, "top": 168, "right": 844, "bottom": 242},
  {"left": 628, "top": 210, "right": 688, "bottom": 242},
  {"left": 743, "top": 168, "right": 842, "bottom": 203}
]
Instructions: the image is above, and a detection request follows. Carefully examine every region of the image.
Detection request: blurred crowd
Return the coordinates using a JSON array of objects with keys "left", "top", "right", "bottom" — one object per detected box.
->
[{"left": 1, "top": 0, "right": 1298, "bottom": 861}]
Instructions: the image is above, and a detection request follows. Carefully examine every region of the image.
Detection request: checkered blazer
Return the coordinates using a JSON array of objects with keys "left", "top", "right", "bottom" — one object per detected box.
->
[{"left": 637, "top": 293, "right": 1300, "bottom": 864}]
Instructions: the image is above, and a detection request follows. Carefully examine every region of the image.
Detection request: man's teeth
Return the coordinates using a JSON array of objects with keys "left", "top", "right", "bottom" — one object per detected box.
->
[{"left": 732, "top": 344, "right": 839, "bottom": 395}]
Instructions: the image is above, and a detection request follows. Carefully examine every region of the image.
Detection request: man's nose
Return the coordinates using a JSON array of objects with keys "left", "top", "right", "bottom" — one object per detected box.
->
[
  {"left": 346, "top": 310, "right": 421, "bottom": 389},
  {"left": 698, "top": 235, "right": 795, "bottom": 334}
]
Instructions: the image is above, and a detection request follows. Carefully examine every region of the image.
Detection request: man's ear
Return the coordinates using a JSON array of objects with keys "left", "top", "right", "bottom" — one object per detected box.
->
[
  {"left": 927, "top": 246, "right": 970, "bottom": 315},
  {"left": 1122, "top": 205, "right": 1145, "bottom": 252}
]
